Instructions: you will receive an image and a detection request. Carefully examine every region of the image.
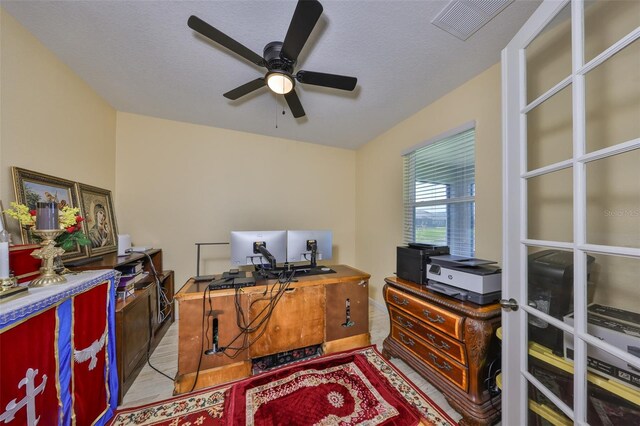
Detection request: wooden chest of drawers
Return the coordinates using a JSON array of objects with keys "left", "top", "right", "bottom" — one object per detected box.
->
[{"left": 382, "top": 276, "right": 501, "bottom": 426}]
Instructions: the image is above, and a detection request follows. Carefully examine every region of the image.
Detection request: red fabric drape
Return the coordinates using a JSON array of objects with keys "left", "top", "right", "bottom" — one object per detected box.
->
[
  {"left": 72, "top": 283, "right": 109, "bottom": 425},
  {"left": 0, "top": 307, "right": 60, "bottom": 425}
]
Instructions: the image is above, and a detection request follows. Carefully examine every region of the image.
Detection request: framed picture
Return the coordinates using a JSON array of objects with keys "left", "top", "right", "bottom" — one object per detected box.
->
[
  {"left": 11, "top": 167, "right": 88, "bottom": 261},
  {"left": 77, "top": 183, "right": 118, "bottom": 257}
]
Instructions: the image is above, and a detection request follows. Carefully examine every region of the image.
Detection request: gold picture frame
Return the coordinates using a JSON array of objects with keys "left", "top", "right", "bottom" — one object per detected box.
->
[
  {"left": 77, "top": 183, "right": 118, "bottom": 257},
  {"left": 11, "top": 167, "right": 89, "bottom": 261}
]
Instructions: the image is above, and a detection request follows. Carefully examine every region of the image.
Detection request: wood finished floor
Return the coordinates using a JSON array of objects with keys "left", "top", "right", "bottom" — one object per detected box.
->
[{"left": 122, "top": 301, "right": 465, "bottom": 423}]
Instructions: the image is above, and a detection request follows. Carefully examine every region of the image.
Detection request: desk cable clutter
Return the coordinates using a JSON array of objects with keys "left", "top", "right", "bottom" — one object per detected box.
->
[{"left": 190, "top": 267, "right": 299, "bottom": 392}]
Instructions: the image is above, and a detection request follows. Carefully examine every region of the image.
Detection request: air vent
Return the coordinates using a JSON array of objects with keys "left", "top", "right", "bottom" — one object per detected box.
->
[{"left": 431, "top": 0, "right": 514, "bottom": 41}]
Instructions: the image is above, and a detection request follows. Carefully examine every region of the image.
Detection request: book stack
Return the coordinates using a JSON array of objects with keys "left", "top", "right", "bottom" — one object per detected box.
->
[{"left": 115, "top": 262, "right": 148, "bottom": 300}]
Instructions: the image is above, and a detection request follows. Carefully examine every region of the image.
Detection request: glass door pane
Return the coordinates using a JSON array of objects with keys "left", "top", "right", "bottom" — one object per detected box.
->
[
  {"left": 528, "top": 355, "right": 574, "bottom": 425},
  {"left": 586, "top": 150, "right": 640, "bottom": 248},
  {"left": 585, "top": 253, "right": 640, "bottom": 314},
  {"left": 585, "top": 40, "right": 640, "bottom": 153},
  {"left": 584, "top": 0, "right": 640, "bottom": 63},
  {"left": 587, "top": 379, "right": 640, "bottom": 425},
  {"left": 527, "top": 85, "right": 573, "bottom": 171},
  {"left": 527, "top": 169, "right": 574, "bottom": 242},
  {"left": 526, "top": 3, "right": 572, "bottom": 103},
  {"left": 527, "top": 246, "right": 576, "bottom": 356}
]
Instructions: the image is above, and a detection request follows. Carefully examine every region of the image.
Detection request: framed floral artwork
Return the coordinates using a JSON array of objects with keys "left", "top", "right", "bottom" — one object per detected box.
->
[
  {"left": 11, "top": 167, "right": 89, "bottom": 261},
  {"left": 77, "top": 183, "right": 118, "bottom": 257}
]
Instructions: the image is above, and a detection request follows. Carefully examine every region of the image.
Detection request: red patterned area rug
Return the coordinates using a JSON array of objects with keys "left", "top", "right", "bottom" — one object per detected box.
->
[{"left": 108, "top": 346, "right": 458, "bottom": 426}]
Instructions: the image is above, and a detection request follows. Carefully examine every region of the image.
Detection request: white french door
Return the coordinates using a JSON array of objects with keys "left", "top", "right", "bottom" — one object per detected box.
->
[{"left": 502, "top": 0, "right": 639, "bottom": 424}]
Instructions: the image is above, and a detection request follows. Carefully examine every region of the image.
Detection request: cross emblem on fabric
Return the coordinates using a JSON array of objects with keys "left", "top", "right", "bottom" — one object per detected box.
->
[{"left": 0, "top": 368, "right": 48, "bottom": 425}]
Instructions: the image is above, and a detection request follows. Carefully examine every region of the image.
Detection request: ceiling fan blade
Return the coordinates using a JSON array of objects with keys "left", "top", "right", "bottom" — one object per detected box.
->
[
  {"left": 223, "top": 78, "right": 266, "bottom": 100},
  {"left": 281, "top": 0, "right": 323, "bottom": 62},
  {"left": 284, "top": 91, "right": 306, "bottom": 118},
  {"left": 188, "top": 15, "right": 265, "bottom": 67},
  {"left": 296, "top": 70, "right": 357, "bottom": 91}
]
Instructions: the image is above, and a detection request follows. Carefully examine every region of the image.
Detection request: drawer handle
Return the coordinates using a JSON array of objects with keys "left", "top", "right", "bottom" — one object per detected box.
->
[
  {"left": 392, "top": 294, "right": 409, "bottom": 306},
  {"left": 428, "top": 353, "right": 452, "bottom": 371},
  {"left": 398, "top": 332, "right": 415, "bottom": 347},
  {"left": 396, "top": 316, "right": 414, "bottom": 329},
  {"left": 426, "top": 333, "right": 450, "bottom": 350},
  {"left": 422, "top": 309, "right": 445, "bottom": 324}
]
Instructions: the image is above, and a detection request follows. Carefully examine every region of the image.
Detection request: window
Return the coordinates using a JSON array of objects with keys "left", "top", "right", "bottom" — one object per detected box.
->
[{"left": 402, "top": 125, "right": 476, "bottom": 256}]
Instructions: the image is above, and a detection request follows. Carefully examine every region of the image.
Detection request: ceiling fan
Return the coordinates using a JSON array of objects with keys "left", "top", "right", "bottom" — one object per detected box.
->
[{"left": 188, "top": 0, "right": 357, "bottom": 118}]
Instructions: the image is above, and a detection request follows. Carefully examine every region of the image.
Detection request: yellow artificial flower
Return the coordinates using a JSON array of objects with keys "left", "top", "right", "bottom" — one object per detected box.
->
[
  {"left": 3, "top": 202, "right": 35, "bottom": 227},
  {"left": 59, "top": 206, "right": 81, "bottom": 228}
]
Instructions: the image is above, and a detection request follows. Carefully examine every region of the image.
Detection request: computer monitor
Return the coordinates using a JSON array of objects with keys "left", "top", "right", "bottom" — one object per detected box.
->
[
  {"left": 286, "top": 230, "right": 332, "bottom": 266},
  {"left": 230, "top": 230, "right": 287, "bottom": 268}
]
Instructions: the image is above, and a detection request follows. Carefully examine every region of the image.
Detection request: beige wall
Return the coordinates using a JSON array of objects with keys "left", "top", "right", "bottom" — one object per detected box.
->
[
  {"left": 355, "top": 63, "right": 503, "bottom": 305},
  {"left": 1, "top": 9, "right": 116, "bottom": 239},
  {"left": 115, "top": 112, "right": 356, "bottom": 288}
]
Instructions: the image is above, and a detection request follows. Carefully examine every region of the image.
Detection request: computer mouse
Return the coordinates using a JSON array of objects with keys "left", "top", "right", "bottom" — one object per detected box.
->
[{"left": 321, "top": 267, "right": 330, "bottom": 272}]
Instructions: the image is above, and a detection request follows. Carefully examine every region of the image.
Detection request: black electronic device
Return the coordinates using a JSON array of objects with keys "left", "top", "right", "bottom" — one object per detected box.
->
[
  {"left": 208, "top": 276, "right": 256, "bottom": 290},
  {"left": 251, "top": 344, "right": 322, "bottom": 374},
  {"left": 194, "top": 275, "right": 216, "bottom": 282},
  {"left": 528, "top": 249, "right": 595, "bottom": 355},
  {"left": 204, "top": 317, "right": 219, "bottom": 355},
  {"left": 396, "top": 244, "right": 450, "bottom": 284}
]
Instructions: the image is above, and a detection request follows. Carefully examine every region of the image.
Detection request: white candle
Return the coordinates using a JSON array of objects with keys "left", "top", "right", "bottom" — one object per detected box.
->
[{"left": 0, "top": 242, "right": 9, "bottom": 279}]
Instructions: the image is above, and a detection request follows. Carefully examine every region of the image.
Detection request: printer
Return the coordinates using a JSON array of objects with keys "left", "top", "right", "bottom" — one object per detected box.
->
[
  {"left": 426, "top": 255, "right": 502, "bottom": 305},
  {"left": 396, "top": 243, "right": 449, "bottom": 284}
]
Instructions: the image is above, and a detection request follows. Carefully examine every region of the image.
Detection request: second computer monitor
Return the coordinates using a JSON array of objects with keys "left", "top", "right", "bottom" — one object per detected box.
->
[
  {"left": 286, "top": 230, "right": 333, "bottom": 264},
  {"left": 230, "top": 230, "right": 287, "bottom": 267}
]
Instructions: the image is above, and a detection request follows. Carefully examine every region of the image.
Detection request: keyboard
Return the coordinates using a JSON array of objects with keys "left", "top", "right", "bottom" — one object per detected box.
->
[{"left": 208, "top": 277, "right": 256, "bottom": 290}]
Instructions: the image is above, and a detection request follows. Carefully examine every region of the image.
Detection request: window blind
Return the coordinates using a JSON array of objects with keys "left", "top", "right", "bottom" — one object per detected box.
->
[{"left": 403, "top": 128, "right": 476, "bottom": 256}]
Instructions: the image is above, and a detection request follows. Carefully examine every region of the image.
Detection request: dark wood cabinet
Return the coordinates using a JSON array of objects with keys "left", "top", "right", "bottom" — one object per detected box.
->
[
  {"left": 382, "top": 276, "right": 501, "bottom": 426},
  {"left": 68, "top": 249, "right": 174, "bottom": 403},
  {"left": 119, "top": 290, "right": 151, "bottom": 385}
]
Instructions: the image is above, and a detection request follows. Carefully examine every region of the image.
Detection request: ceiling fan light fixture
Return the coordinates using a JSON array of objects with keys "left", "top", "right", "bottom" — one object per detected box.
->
[{"left": 266, "top": 71, "right": 295, "bottom": 95}]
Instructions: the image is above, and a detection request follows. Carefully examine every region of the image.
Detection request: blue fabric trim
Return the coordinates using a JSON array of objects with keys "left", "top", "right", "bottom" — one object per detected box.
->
[
  {"left": 57, "top": 300, "right": 73, "bottom": 426},
  {"left": 95, "top": 275, "right": 119, "bottom": 426},
  {"left": 0, "top": 270, "right": 116, "bottom": 328}
]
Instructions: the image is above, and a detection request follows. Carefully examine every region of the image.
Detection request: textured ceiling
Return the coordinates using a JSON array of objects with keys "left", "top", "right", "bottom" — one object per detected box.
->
[{"left": 2, "top": 0, "right": 540, "bottom": 150}]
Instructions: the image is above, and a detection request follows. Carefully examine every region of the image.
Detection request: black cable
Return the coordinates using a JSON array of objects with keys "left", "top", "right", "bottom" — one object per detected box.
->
[
  {"left": 133, "top": 249, "right": 173, "bottom": 382},
  {"left": 146, "top": 352, "right": 173, "bottom": 381},
  {"left": 137, "top": 250, "right": 171, "bottom": 324},
  {"left": 484, "top": 357, "right": 502, "bottom": 416},
  {"left": 196, "top": 266, "right": 296, "bottom": 360},
  {"left": 217, "top": 269, "right": 295, "bottom": 358}
]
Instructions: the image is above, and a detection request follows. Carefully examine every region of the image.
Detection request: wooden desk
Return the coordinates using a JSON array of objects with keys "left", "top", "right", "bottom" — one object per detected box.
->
[{"left": 174, "top": 265, "right": 370, "bottom": 394}]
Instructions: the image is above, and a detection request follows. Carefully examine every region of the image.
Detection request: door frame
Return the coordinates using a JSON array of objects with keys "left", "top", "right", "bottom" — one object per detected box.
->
[{"left": 502, "top": 1, "right": 576, "bottom": 424}]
